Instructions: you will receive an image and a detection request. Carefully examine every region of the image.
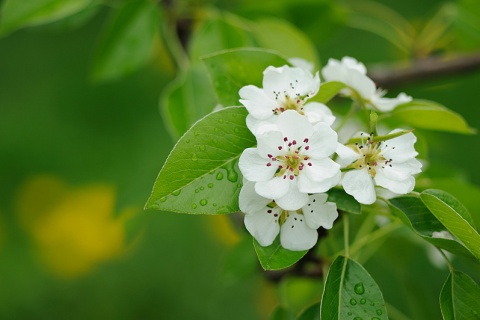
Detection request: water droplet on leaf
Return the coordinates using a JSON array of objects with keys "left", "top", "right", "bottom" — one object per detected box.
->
[
  {"left": 350, "top": 298, "right": 357, "bottom": 305},
  {"left": 208, "top": 183, "right": 214, "bottom": 188},
  {"left": 159, "top": 196, "right": 167, "bottom": 202},
  {"left": 218, "top": 119, "right": 224, "bottom": 124},
  {"left": 376, "top": 310, "right": 383, "bottom": 315},
  {"left": 200, "top": 186, "right": 204, "bottom": 191},
  {"left": 194, "top": 131, "right": 199, "bottom": 136},
  {"left": 354, "top": 283, "right": 365, "bottom": 295},
  {"left": 200, "top": 199, "right": 208, "bottom": 206},
  {"left": 216, "top": 172, "right": 224, "bottom": 180},
  {"left": 192, "top": 153, "right": 198, "bottom": 161},
  {"left": 172, "top": 190, "right": 181, "bottom": 196},
  {"left": 360, "top": 298, "right": 366, "bottom": 305},
  {"left": 199, "top": 145, "right": 206, "bottom": 151},
  {"left": 192, "top": 204, "right": 197, "bottom": 209}
]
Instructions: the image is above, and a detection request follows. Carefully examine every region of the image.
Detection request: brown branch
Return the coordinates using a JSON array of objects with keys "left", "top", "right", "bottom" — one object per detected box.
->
[{"left": 368, "top": 52, "right": 480, "bottom": 89}]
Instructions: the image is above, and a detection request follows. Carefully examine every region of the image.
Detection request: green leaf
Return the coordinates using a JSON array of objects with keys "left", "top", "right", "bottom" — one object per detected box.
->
[
  {"left": 92, "top": 0, "right": 160, "bottom": 82},
  {"left": 222, "top": 237, "right": 258, "bottom": 285},
  {"left": 145, "top": 107, "right": 255, "bottom": 214},
  {"left": 253, "top": 237, "right": 307, "bottom": 271},
  {"left": 440, "top": 270, "right": 480, "bottom": 320},
  {"left": 189, "top": 14, "right": 254, "bottom": 63},
  {"left": 388, "top": 195, "right": 474, "bottom": 258},
  {"left": 297, "top": 303, "right": 320, "bottom": 320},
  {"left": 389, "top": 100, "right": 475, "bottom": 134},
  {"left": 269, "top": 306, "right": 296, "bottom": 320},
  {"left": 202, "top": 48, "right": 290, "bottom": 106},
  {"left": 320, "top": 256, "right": 388, "bottom": 319},
  {"left": 0, "top": 0, "right": 93, "bottom": 35},
  {"left": 161, "top": 66, "right": 217, "bottom": 139},
  {"left": 421, "top": 189, "right": 480, "bottom": 260},
  {"left": 326, "top": 188, "right": 361, "bottom": 215},
  {"left": 309, "top": 81, "right": 346, "bottom": 105},
  {"left": 250, "top": 18, "right": 320, "bottom": 68}
]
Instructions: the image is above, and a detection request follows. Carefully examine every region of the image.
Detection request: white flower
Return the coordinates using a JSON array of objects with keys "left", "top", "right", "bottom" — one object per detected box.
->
[
  {"left": 322, "top": 57, "right": 412, "bottom": 112},
  {"left": 239, "top": 110, "right": 341, "bottom": 210},
  {"left": 239, "top": 180, "right": 338, "bottom": 251},
  {"left": 288, "top": 57, "right": 315, "bottom": 74},
  {"left": 239, "top": 65, "right": 335, "bottom": 134},
  {"left": 336, "top": 130, "right": 422, "bottom": 204}
]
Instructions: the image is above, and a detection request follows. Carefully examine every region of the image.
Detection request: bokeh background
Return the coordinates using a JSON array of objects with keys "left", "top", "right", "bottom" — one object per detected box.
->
[{"left": 1, "top": 0, "right": 479, "bottom": 319}]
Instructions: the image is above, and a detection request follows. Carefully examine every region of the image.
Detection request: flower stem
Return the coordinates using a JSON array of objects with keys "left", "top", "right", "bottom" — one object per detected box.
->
[
  {"left": 344, "top": 214, "right": 350, "bottom": 257},
  {"left": 436, "top": 247, "right": 454, "bottom": 272}
]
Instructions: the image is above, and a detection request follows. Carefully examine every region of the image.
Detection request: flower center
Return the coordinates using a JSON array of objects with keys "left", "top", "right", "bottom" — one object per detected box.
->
[
  {"left": 267, "top": 202, "right": 303, "bottom": 226},
  {"left": 265, "top": 137, "right": 312, "bottom": 180},
  {"left": 272, "top": 80, "right": 311, "bottom": 115},
  {"left": 347, "top": 133, "right": 393, "bottom": 178}
]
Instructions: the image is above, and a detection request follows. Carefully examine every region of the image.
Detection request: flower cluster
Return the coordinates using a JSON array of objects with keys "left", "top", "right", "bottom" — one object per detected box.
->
[{"left": 238, "top": 57, "right": 422, "bottom": 251}]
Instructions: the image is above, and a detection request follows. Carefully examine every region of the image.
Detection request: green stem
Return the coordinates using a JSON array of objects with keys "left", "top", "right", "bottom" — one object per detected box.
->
[
  {"left": 344, "top": 214, "right": 350, "bottom": 257},
  {"left": 436, "top": 247, "right": 454, "bottom": 272},
  {"left": 160, "top": 3, "right": 190, "bottom": 71}
]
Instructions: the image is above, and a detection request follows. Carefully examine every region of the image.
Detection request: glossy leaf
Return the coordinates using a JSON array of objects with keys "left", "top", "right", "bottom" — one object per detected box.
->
[
  {"left": 388, "top": 195, "right": 473, "bottom": 258},
  {"left": 189, "top": 14, "right": 254, "bottom": 63},
  {"left": 309, "top": 81, "right": 346, "bottom": 105},
  {"left": 326, "top": 188, "right": 361, "bottom": 215},
  {"left": 320, "top": 256, "right": 388, "bottom": 319},
  {"left": 251, "top": 18, "right": 319, "bottom": 68},
  {"left": 390, "top": 100, "right": 475, "bottom": 134},
  {"left": 0, "top": 0, "right": 93, "bottom": 35},
  {"left": 253, "top": 237, "right": 307, "bottom": 271},
  {"left": 161, "top": 66, "right": 217, "bottom": 139},
  {"left": 440, "top": 270, "right": 480, "bottom": 320},
  {"left": 92, "top": 0, "right": 160, "bottom": 82},
  {"left": 297, "top": 303, "right": 320, "bottom": 320},
  {"left": 145, "top": 107, "right": 255, "bottom": 214},
  {"left": 202, "top": 48, "right": 290, "bottom": 106},
  {"left": 421, "top": 189, "right": 480, "bottom": 260}
]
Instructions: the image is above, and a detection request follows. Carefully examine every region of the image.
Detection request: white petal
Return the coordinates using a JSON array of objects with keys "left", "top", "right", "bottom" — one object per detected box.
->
[
  {"left": 244, "top": 207, "right": 281, "bottom": 247},
  {"left": 305, "top": 123, "right": 338, "bottom": 158},
  {"left": 246, "top": 114, "right": 279, "bottom": 135},
  {"left": 303, "top": 157, "right": 341, "bottom": 181},
  {"left": 277, "top": 110, "right": 314, "bottom": 143},
  {"left": 381, "top": 130, "right": 418, "bottom": 163},
  {"left": 302, "top": 194, "right": 338, "bottom": 229},
  {"left": 255, "top": 176, "right": 290, "bottom": 200},
  {"left": 377, "top": 158, "right": 422, "bottom": 181},
  {"left": 375, "top": 174, "right": 415, "bottom": 195},
  {"left": 322, "top": 59, "right": 347, "bottom": 83},
  {"left": 274, "top": 179, "right": 309, "bottom": 210},
  {"left": 256, "top": 130, "right": 285, "bottom": 158},
  {"left": 347, "top": 70, "right": 376, "bottom": 99},
  {"left": 303, "top": 102, "right": 336, "bottom": 125},
  {"left": 341, "top": 56, "right": 367, "bottom": 75},
  {"left": 288, "top": 57, "right": 314, "bottom": 74},
  {"left": 239, "top": 148, "right": 276, "bottom": 182},
  {"left": 264, "top": 66, "right": 320, "bottom": 100},
  {"left": 239, "top": 85, "right": 276, "bottom": 120},
  {"left": 336, "top": 143, "right": 360, "bottom": 167},
  {"left": 239, "top": 181, "right": 271, "bottom": 214},
  {"left": 342, "top": 169, "right": 376, "bottom": 204},
  {"left": 298, "top": 170, "right": 341, "bottom": 193},
  {"left": 280, "top": 212, "right": 318, "bottom": 251},
  {"left": 371, "top": 92, "right": 412, "bottom": 112}
]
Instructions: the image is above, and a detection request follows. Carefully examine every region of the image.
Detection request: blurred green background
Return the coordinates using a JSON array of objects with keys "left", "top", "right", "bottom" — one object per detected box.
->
[{"left": 0, "top": 0, "right": 479, "bottom": 319}]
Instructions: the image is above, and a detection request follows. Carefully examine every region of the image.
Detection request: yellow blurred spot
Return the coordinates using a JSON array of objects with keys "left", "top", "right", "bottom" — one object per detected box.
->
[
  {"left": 258, "top": 279, "right": 280, "bottom": 319},
  {"left": 16, "top": 175, "right": 132, "bottom": 278},
  {"left": 207, "top": 215, "right": 241, "bottom": 247}
]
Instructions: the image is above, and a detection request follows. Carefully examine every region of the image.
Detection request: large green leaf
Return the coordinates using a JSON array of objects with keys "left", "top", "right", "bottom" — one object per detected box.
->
[
  {"left": 145, "top": 107, "right": 255, "bottom": 214},
  {"left": 253, "top": 237, "right": 307, "bottom": 271},
  {"left": 421, "top": 189, "right": 480, "bottom": 260},
  {"left": 189, "top": 14, "right": 254, "bottom": 63},
  {"left": 202, "top": 48, "right": 290, "bottom": 106},
  {"left": 320, "top": 256, "right": 388, "bottom": 319},
  {"left": 250, "top": 18, "right": 320, "bottom": 68},
  {"left": 0, "top": 0, "right": 93, "bottom": 35},
  {"left": 388, "top": 195, "right": 473, "bottom": 258},
  {"left": 161, "top": 66, "right": 217, "bottom": 139},
  {"left": 92, "top": 0, "right": 160, "bottom": 82},
  {"left": 327, "top": 188, "right": 361, "bottom": 215},
  {"left": 440, "top": 271, "right": 480, "bottom": 319},
  {"left": 297, "top": 303, "right": 320, "bottom": 320},
  {"left": 389, "top": 100, "right": 475, "bottom": 134}
]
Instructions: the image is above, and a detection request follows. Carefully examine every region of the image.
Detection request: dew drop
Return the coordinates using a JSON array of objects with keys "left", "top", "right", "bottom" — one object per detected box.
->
[
  {"left": 354, "top": 283, "right": 365, "bottom": 295},
  {"left": 347, "top": 312, "right": 352, "bottom": 316},
  {"left": 227, "top": 170, "right": 238, "bottom": 183},
  {"left": 199, "top": 145, "right": 206, "bottom": 151},
  {"left": 350, "top": 298, "right": 357, "bottom": 305},
  {"left": 172, "top": 190, "right": 181, "bottom": 196},
  {"left": 194, "top": 131, "right": 199, "bottom": 136},
  {"left": 191, "top": 203, "right": 197, "bottom": 209},
  {"left": 468, "top": 229, "right": 473, "bottom": 234},
  {"left": 208, "top": 183, "right": 214, "bottom": 188},
  {"left": 185, "top": 139, "right": 190, "bottom": 143},
  {"left": 360, "top": 298, "right": 366, "bottom": 305},
  {"left": 213, "top": 203, "right": 217, "bottom": 207},
  {"left": 353, "top": 317, "right": 363, "bottom": 320},
  {"left": 237, "top": 183, "right": 242, "bottom": 189},
  {"left": 195, "top": 189, "right": 199, "bottom": 193},
  {"left": 376, "top": 310, "right": 383, "bottom": 316},
  {"left": 200, "top": 199, "right": 208, "bottom": 206},
  {"left": 216, "top": 172, "right": 224, "bottom": 180},
  {"left": 371, "top": 318, "right": 380, "bottom": 320},
  {"left": 200, "top": 186, "right": 204, "bottom": 191},
  {"left": 218, "top": 119, "right": 224, "bottom": 124},
  {"left": 214, "top": 127, "right": 219, "bottom": 132},
  {"left": 234, "top": 127, "right": 240, "bottom": 133},
  {"left": 159, "top": 196, "right": 167, "bottom": 203},
  {"left": 192, "top": 153, "right": 198, "bottom": 161}
]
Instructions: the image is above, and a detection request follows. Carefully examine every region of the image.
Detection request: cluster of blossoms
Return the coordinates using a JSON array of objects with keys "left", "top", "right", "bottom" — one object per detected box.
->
[{"left": 238, "top": 57, "right": 422, "bottom": 251}]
